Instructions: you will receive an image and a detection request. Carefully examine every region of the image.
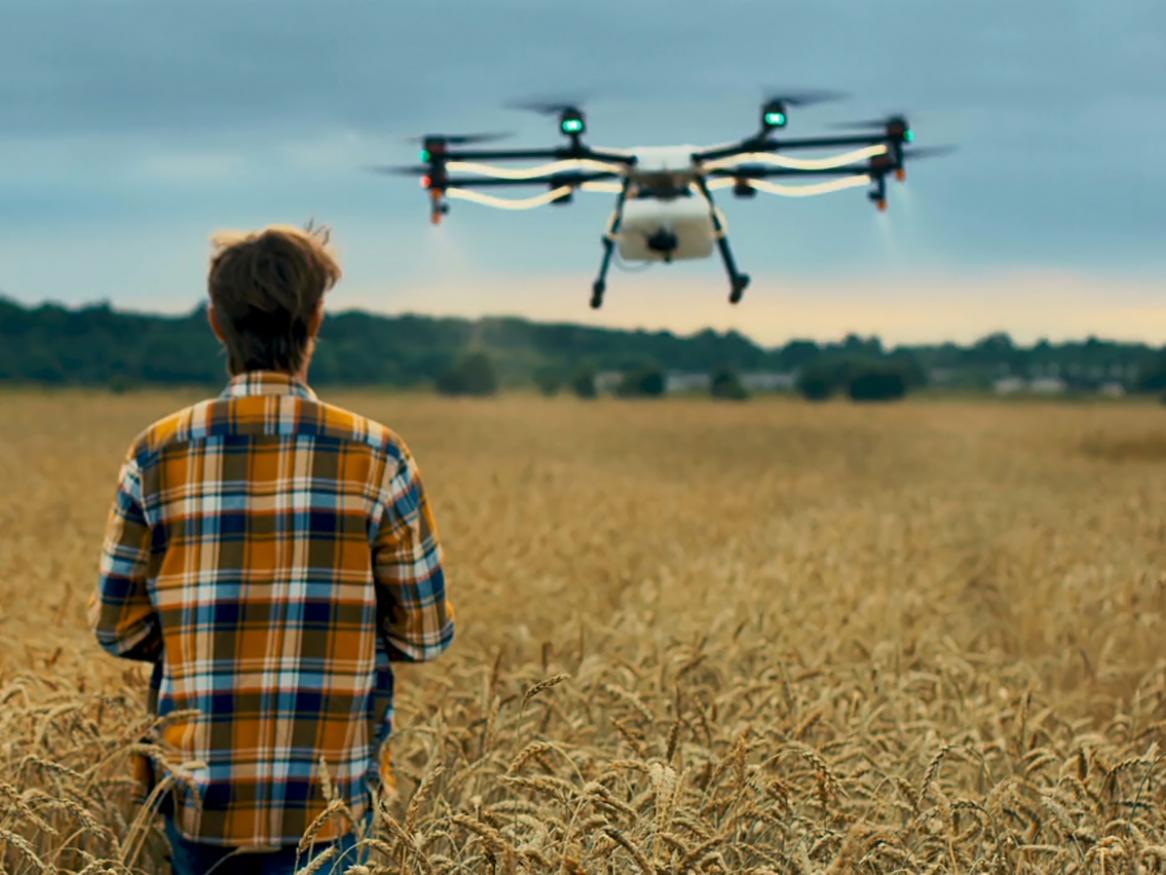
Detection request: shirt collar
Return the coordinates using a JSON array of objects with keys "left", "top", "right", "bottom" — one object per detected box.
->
[{"left": 220, "top": 371, "right": 318, "bottom": 401}]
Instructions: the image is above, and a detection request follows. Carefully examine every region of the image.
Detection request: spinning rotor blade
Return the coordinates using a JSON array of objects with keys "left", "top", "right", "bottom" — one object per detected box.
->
[
  {"left": 762, "top": 88, "right": 848, "bottom": 107},
  {"left": 505, "top": 96, "right": 588, "bottom": 115},
  {"left": 900, "top": 145, "right": 957, "bottom": 160},
  {"left": 832, "top": 118, "right": 895, "bottom": 130},
  {"left": 408, "top": 132, "right": 512, "bottom": 145},
  {"left": 830, "top": 113, "right": 912, "bottom": 130},
  {"left": 366, "top": 164, "right": 430, "bottom": 176}
]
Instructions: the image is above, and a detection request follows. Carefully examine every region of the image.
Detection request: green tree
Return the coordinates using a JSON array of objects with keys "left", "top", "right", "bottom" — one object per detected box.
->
[
  {"left": 885, "top": 350, "right": 929, "bottom": 389},
  {"left": 1, "top": 296, "right": 1161, "bottom": 394},
  {"left": 841, "top": 333, "right": 883, "bottom": 356},
  {"left": 711, "top": 368, "right": 749, "bottom": 401},
  {"left": 435, "top": 351, "right": 498, "bottom": 396},
  {"left": 533, "top": 365, "right": 563, "bottom": 396},
  {"left": 1137, "top": 351, "right": 1166, "bottom": 392},
  {"left": 570, "top": 367, "right": 598, "bottom": 399},
  {"left": 777, "top": 339, "right": 819, "bottom": 371},
  {"left": 847, "top": 366, "right": 908, "bottom": 402},
  {"left": 796, "top": 360, "right": 839, "bottom": 401},
  {"left": 617, "top": 365, "right": 666, "bottom": 398}
]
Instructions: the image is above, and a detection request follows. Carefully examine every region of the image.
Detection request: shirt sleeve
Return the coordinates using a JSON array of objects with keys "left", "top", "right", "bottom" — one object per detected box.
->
[
  {"left": 88, "top": 453, "right": 162, "bottom": 662},
  {"left": 372, "top": 447, "right": 454, "bottom": 662}
]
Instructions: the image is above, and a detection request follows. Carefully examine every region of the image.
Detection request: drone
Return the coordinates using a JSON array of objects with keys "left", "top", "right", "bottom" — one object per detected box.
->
[{"left": 372, "top": 93, "right": 949, "bottom": 309}]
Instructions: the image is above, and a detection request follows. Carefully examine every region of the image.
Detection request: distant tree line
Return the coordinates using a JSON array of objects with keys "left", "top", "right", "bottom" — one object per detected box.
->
[
  {"left": 2, "top": 297, "right": 1164, "bottom": 402},
  {"left": 795, "top": 355, "right": 925, "bottom": 402}
]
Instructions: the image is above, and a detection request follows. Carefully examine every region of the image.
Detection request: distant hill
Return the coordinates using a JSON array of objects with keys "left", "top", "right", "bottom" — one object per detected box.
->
[{"left": 1, "top": 296, "right": 1162, "bottom": 392}]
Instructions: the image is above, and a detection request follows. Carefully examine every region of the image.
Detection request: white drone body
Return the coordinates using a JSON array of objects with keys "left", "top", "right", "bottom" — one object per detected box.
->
[{"left": 617, "top": 146, "right": 715, "bottom": 263}]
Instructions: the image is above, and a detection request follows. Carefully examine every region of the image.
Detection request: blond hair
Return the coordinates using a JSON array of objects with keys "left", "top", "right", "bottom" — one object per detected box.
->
[{"left": 207, "top": 224, "right": 342, "bottom": 375}]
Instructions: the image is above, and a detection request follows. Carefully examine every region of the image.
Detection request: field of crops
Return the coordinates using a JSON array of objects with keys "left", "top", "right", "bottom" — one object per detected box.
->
[{"left": 1, "top": 391, "right": 1164, "bottom": 874}]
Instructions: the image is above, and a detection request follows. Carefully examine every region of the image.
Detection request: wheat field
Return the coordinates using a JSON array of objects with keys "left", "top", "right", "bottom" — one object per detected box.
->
[{"left": 1, "top": 391, "right": 1164, "bottom": 874}]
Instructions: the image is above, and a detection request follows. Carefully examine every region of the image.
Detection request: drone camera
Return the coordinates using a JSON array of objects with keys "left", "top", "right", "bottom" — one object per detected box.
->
[{"left": 646, "top": 227, "right": 680, "bottom": 257}]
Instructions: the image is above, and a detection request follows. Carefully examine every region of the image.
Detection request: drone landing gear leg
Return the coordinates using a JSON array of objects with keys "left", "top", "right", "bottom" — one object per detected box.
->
[
  {"left": 717, "top": 235, "right": 751, "bottom": 304},
  {"left": 695, "top": 178, "right": 751, "bottom": 304},
  {"left": 591, "top": 237, "right": 615, "bottom": 309},
  {"left": 590, "top": 185, "right": 631, "bottom": 309}
]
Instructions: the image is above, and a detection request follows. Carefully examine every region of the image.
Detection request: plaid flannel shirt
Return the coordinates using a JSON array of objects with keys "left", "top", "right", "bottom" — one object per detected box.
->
[{"left": 88, "top": 372, "right": 453, "bottom": 847}]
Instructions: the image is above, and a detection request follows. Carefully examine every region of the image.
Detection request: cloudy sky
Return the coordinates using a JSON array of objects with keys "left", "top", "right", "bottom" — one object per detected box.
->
[{"left": 1, "top": 0, "right": 1163, "bottom": 344}]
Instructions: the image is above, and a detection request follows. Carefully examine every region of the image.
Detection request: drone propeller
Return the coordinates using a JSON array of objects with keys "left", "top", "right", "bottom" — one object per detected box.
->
[
  {"left": 900, "top": 145, "right": 957, "bottom": 160},
  {"left": 408, "top": 132, "right": 512, "bottom": 146},
  {"left": 507, "top": 96, "right": 590, "bottom": 137},
  {"left": 365, "top": 164, "right": 430, "bottom": 176},
  {"left": 825, "top": 113, "right": 914, "bottom": 131},
  {"left": 506, "top": 96, "right": 588, "bottom": 116},
  {"left": 762, "top": 88, "right": 849, "bottom": 107},
  {"left": 869, "top": 144, "right": 955, "bottom": 168}
]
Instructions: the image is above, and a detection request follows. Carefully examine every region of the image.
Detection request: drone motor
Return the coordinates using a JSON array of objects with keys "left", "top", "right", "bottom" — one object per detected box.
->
[{"left": 760, "top": 100, "right": 789, "bottom": 131}]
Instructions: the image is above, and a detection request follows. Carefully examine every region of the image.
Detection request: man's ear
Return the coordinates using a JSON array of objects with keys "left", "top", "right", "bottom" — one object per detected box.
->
[
  {"left": 207, "top": 305, "right": 226, "bottom": 343},
  {"left": 308, "top": 299, "right": 325, "bottom": 338}
]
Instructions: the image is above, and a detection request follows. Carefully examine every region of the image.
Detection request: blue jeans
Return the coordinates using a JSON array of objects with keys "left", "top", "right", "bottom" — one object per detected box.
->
[{"left": 164, "top": 816, "right": 367, "bottom": 875}]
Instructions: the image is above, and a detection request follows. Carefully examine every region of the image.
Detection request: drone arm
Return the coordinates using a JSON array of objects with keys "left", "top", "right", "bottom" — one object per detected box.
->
[
  {"left": 694, "top": 133, "right": 890, "bottom": 163},
  {"left": 436, "top": 171, "right": 623, "bottom": 189},
  {"left": 706, "top": 166, "right": 872, "bottom": 180},
  {"left": 705, "top": 165, "right": 878, "bottom": 202},
  {"left": 759, "top": 134, "right": 894, "bottom": 151}
]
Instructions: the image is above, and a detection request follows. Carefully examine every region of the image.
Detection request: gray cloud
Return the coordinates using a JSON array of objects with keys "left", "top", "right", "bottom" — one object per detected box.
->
[
  {"left": 4, "top": 0, "right": 1163, "bottom": 134},
  {"left": 1, "top": 0, "right": 1164, "bottom": 313}
]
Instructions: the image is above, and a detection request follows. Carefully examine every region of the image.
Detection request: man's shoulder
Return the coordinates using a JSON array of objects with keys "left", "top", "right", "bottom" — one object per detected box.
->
[
  {"left": 122, "top": 395, "right": 411, "bottom": 468},
  {"left": 124, "top": 401, "right": 210, "bottom": 464},
  {"left": 305, "top": 398, "right": 411, "bottom": 464}
]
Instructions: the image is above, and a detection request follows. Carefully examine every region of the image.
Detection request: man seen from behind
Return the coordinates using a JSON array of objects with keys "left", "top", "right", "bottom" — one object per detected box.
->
[{"left": 89, "top": 225, "right": 454, "bottom": 875}]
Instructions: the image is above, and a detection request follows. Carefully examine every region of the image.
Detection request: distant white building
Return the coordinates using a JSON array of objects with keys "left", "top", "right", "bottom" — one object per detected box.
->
[
  {"left": 597, "top": 369, "right": 798, "bottom": 395},
  {"left": 594, "top": 371, "right": 623, "bottom": 394},
  {"left": 993, "top": 377, "right": 1026, "bottom": 395},
  {"left": 1099, "top": 382, "right": 1126, "bottom": 398},
  {"left": 1029, "top": 377, "right": 1068, "bottom": 394},
  {"left": 993, "top": 376, "right": 1068, "bottom": 395},
  {"left": 740, "top": 372, "right": 796, "bottom": 392},
  {"left": 665, "top": 373, "right": 712, "bottom": 393},
  {"left": 636, "top": 370, "right": 799, "bottom": 395}
]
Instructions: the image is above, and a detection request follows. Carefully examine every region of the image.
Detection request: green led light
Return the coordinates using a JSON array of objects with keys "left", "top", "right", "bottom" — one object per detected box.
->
[
  {"left": 561, "top": 118, "right": 584, "bottom": 134},
  {"left": 764, "top": 111, "right": 787, "bottom": 127},
  {"left": 904, "top": 129, "right": 915, "bottom": 143},
  {"left": 419, "top": 148, "right": 431, "bottom": 162}
]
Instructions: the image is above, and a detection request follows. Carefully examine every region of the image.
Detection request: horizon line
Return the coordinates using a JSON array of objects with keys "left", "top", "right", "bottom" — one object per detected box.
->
[{"left": 3, "top": 291, "right": 1162, "bottom": 352}]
